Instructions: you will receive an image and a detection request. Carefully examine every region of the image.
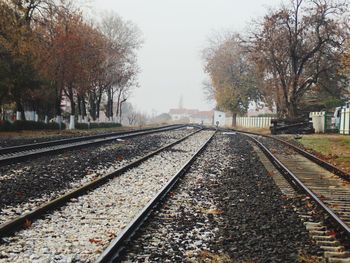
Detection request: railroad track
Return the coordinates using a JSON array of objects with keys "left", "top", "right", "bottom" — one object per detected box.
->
[
  {"left": 0, "top": 124, "right": 185, "bottom": 166},
  {"left": 239, "top": 131, "right": 350, "bottom": 262},
  {"left": 0, "top": 129, "right": 215, "bottom": 262}
]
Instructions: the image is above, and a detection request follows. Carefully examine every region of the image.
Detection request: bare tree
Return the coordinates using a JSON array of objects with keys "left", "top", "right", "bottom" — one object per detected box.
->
[
  {"left": 202, "top": 80, "right": 215, "bottom": 102},
  {"left": 99, "top": 12, "right": 142, "bottom": 122},
  {"left": 249, "top": 0, "right": 349, "bottom": 118}
]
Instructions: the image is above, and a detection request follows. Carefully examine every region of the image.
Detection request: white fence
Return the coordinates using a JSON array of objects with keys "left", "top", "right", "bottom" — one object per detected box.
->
[
  {"left": 225, "top": 117, "right": 232, "bottom": 126},
  {"left": 340, "top": 108, "right": 350, "bottom": 134},
  {"left": 236, "top": 117, "right": 273, "bottom": 128}
]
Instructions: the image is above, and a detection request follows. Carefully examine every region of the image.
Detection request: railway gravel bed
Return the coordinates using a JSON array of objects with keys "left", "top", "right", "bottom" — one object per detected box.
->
[
  {"left": 0, "top": 130, "right": 213, "bottom": 263},
  {"left": 0, "top": 128, "right": 195, "bottom": 224},
  {"left": 122, "top": 132, "right": 321, "bottom": 262},
  {"left": 0, "top": 128, "right": 136, "bottom": 148}
]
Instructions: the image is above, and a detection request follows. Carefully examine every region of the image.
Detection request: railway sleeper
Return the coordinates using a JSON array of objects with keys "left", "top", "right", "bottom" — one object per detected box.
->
[{"left": 252, "top": 140, "right": 350, "bottom": 263}]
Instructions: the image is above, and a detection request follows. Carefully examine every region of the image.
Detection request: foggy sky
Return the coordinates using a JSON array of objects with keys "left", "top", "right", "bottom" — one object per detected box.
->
[{"left": 90, "top": 0, "right": 279, "bottom": 115}]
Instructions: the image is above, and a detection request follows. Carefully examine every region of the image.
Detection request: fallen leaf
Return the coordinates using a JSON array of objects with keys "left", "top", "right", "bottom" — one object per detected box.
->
[
  {"left": 116, "top": 156, "right": 124, "bottom": 161},
  {"left": 89, "top": 238, "right": 102, "bottom": 244},
  {"left": 328, "top": 230, "right": 337, "bottom": 237},
  {"left": 23, "top": 218, "right": 32, "bottom": 229},
  {"left": 267, "top": 172, "right": 274, "bottom": 177},
  {"left": 202, "top": 209, "right": 224, "bottom": 215}
]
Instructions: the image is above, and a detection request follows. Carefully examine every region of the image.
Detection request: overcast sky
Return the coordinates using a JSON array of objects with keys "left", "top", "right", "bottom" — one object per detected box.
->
[{"left": 90, "top": 0, "right": 279, "bottom": 115}]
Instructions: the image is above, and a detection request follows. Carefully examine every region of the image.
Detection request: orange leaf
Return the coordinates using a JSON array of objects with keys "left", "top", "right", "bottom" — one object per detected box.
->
[
  {"left": 23, "top": 218, "right": 32, "bottom": 229},
  {"left": 116, "top": 156, "right": 124, "bottom": 161},
  {"left": 89, "top": 238, "right": 102, "bottom": 244},
  {"left": 328, "top": 230, "right": 337, "bottom": 237}
]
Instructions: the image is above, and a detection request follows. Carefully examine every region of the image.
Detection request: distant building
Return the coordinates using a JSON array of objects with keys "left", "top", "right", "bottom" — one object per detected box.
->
[
  {"left": 189, "top": 110, "right": 213, "bottom": 125},
  {"left": 169, "top": 108, "right": 214, "bottom": 124}
]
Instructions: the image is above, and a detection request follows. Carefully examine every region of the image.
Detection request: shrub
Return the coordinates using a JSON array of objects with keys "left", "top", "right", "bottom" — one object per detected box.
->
[
  {"left": 0, "top": 120, "right": 14, "bottom": 131},
  {"left": 0, "top": 120, "right": 66, "bottom": 131},
  {"left": 46, "top": 122, "right": 66, "bottom": 130},
  {"left": 75, "top": 123, "right": 89, "bottom": 129},
  {"left": 75, "top": 122, "right": 122, "bottom": 130},
  {"left": 13, "top": 120, "right": 45, "bottom": 130}
]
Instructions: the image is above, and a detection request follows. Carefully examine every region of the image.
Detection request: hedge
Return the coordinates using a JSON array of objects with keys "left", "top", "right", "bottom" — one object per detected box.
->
[
  {"left": 75, "top": 122, "right": 122, "bottom": 130},
  {"left": 0, "top": 120, "right": 121, "bottom": 131},
  {"left": 0, "top": 120, "right": 66, "bottom": 131}
]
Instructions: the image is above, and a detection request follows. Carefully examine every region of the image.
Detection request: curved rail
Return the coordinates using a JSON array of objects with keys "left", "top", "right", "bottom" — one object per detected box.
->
[
  {"left": 0, "top": 124, "right": 186, "bottom": 166},
  {"left": 233, "top": 129, "right": 350, "bottom": 182},
  {"left": 0, "top": 128, "right": 201, "bottom": 238},
  {"left": 95, "top": 131, "right": 216, "bottom": 263},
  {"left": 244, "top": 133, "right": 350, "bottom": 239}
]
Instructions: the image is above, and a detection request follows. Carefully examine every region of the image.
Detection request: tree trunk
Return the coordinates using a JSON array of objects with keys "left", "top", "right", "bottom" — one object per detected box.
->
[
  {"left": 116, "top": 90, "right": 121, "bottom": 120},
  {"left": 119, "top": 99, "right": 126, "bottom": 123},
  {"left": 77, "top": 96, "right": 81, "bottom": 115},
  {"left": 67, "top": 86, "right": 75, "bottom": 129},
  {"left": 96, "top": 87, "right": 103, "bottom": 120},
  {"left": 106, "top": 88, "right": 113, "bottom": 120},
  {"left": 286, "top": 101, "right": 298, "bottom": 119},
  {"left": 54, "top": 82, "right": 63, "bottom": 129},
  {"left": 89, "top": 92, "right": 97, "bottom": 121},
  {"left": 77, "top": 96, "right": 82, "bottom": 123},
  {"left": 15, "top": 100, "right": 25, "bottom": 121},
  {"left": 232, "top": 112, "right": 237, "bottom": 127},
  {"left": 69, "top": 96, "right": 75, "bottom": 116},
  {"left": 82, "top": 96, "right": 87, "bottom": 122}
]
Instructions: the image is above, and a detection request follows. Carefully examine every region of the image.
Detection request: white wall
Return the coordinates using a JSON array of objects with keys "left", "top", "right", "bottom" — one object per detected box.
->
[
  {"left": 310, "top": 112, "right": 325, "bottom": 133},
  {"left": 213, "top": 111, "right": 226, "bottom": 127}
]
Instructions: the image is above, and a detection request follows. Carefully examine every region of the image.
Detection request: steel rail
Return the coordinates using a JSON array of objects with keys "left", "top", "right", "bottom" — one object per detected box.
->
[
  {"left": 244, "top": 133, "right": 350, "bottom": 238},
  {"left": 95, "top": 131, "right": 216, "bottom": 263},
  {"left": 0, "top": 124, "right": 183, "bottom": 155},
  {"left": 0, "top": 124, "right": 186, "bottom": 166},
  {"left": 0, "top": 128, "right": 201, "bottom": 238},
  {"left": 233, "top": 129, "right": 350, "bottom": 182}
]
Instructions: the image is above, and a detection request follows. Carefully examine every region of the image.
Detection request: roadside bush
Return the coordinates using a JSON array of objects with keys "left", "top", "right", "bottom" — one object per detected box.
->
[
  {"left": 13, "top": 120, "right": 46, "bottom": 130},
  {"left": 75, "top": 123, "right": 89, "bottom": 129},
  {"left": 0, "top": 120, "right": 66, "bottom": 131},
  {"left": 46, "top": 122, "right": 66, "bottom": 130},
  {"left": 0, "top": 120, "right": 14, "bottom": 131},
  {"left": 75, "top": 122, "right": 122, "bottom": 129}
]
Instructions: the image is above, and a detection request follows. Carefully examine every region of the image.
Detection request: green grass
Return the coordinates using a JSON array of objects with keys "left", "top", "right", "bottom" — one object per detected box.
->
[
  {"left": 337, "top": 156, "right": 350, "bottom": 162},
  {"left": 296, "top": 134, "right": 350, "bottom": 172},
  {"left": 299, "top": 137, "right": 333, "bottom": 154}
]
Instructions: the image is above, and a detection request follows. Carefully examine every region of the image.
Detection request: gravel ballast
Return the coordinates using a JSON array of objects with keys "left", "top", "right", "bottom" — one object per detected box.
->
[
  {"left": 0, "top": 128, "right": 195, "bottom": 224},
  {"left": 0, "top": 130, "right": 214, "bottom": 263},
  {"left": 122, "top": 132, "right": 320, "bottom": 262},
  {"left": 0, "top": 127, "right": 141, "bottom": 148}
]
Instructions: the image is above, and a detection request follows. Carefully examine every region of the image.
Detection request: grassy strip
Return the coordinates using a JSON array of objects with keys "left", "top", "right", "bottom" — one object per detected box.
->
[{"left": 297, "top": 134, "right": 350, "bottom": 173}]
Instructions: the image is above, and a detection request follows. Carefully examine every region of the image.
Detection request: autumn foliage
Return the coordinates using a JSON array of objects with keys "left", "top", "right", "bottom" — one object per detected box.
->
[
  {"left": 0, "top": 0, "right": 142, "bottom": 126},
  {"left": 203, "top": 0, "right": 350, "bottom": 119}
]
